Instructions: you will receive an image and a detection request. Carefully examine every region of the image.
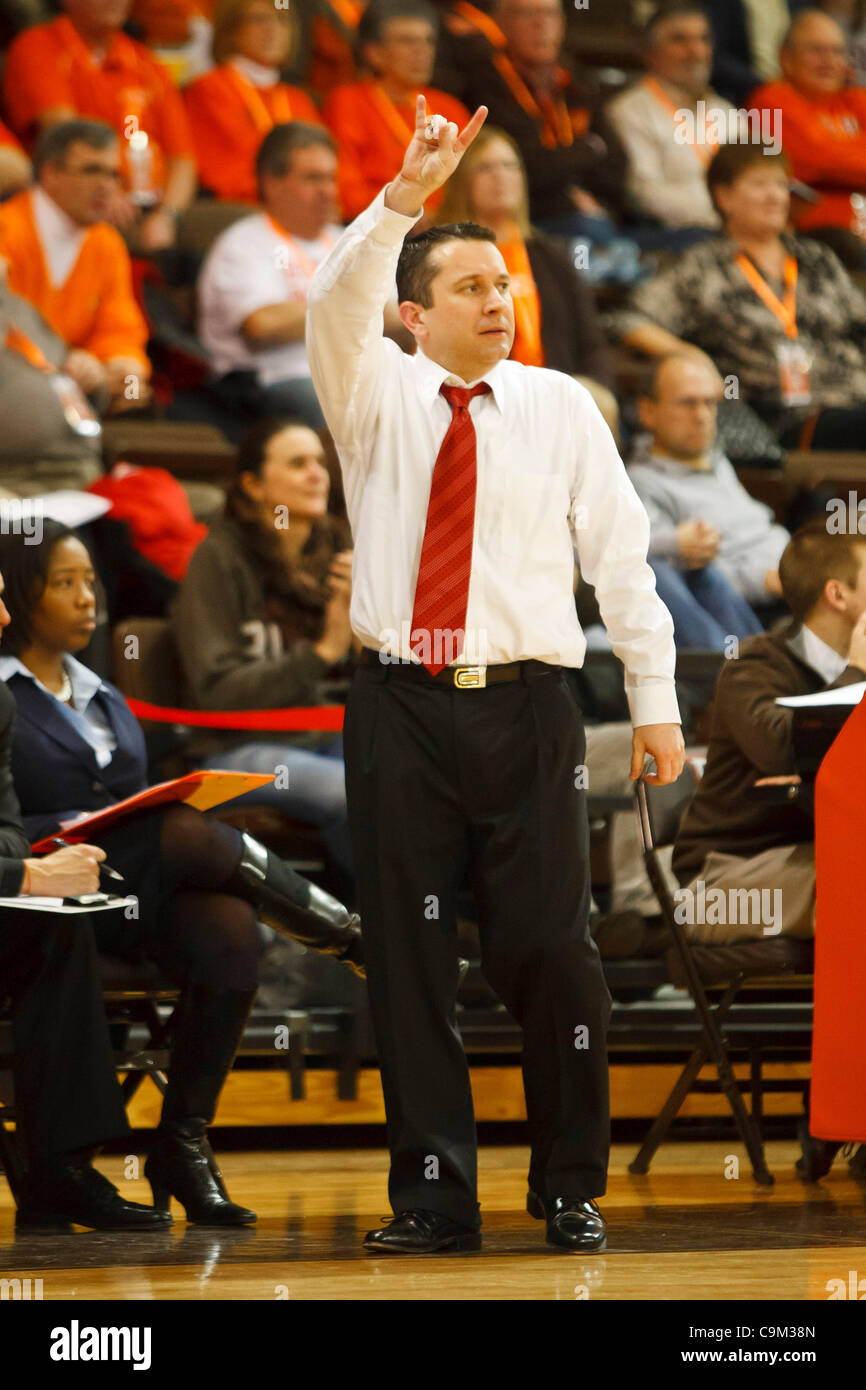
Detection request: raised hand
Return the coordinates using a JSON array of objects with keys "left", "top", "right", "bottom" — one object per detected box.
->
[{"left": 385, "top": 95, "right": 488, "bottom": 216}]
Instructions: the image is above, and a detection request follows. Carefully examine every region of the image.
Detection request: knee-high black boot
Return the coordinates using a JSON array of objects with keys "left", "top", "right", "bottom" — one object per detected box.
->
[
  {"left": 146, "top": 984, "right": 257, "bottom": 1225},
  {"left": 224, "top": 833, "right": 365, "bottom": 978}
]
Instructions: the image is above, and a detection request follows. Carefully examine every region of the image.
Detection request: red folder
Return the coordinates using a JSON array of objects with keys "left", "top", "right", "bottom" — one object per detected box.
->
[
  {"left": 812, "top": 696, "right": 866, "bottom": 1141},
  {"left": 30, "top": 770, "right": 275, "bottom": 853}
]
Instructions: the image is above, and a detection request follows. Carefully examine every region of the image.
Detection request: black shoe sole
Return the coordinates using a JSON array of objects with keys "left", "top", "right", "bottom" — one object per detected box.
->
[
  {"left": 545, "top": 1231, "right": 607, "bottom": 1252},
  {"left": 363, "top": 1232, "right": 482, "bottom": 1254},
  {"left": 15, "top": 1208, "right": 171, "bottom": 1232}
]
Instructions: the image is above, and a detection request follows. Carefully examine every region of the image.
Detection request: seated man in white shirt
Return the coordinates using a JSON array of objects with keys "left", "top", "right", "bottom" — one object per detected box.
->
[
  {"left": 606, "top": 2, "right": 747, "bottom": 250},
  {"left": 197, "top": 121, "right": 339, "bottom": 430},
  {"left": 629, "top": 352, "right": 790, "bottom": 648}
]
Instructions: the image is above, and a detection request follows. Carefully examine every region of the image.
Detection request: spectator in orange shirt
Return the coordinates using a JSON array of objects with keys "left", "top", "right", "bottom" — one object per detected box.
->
[
  {"left": 1, "top": 0, "right": 197, "bottom": 251},
  {"left": 185, "top": 0, "right": 323, "bottom": 203},
  {"left": 0, "top": 120, "right": 152, "bottom": 410},
  {"left": 0, "top": 119, "right": 31, "bottom": 199},
  {"left": 322, "top": 0, "right": 470, "bottom": 221},
  {"left": 305, "top": 0, "right": 367, "bottom": 105},
  {"left": 751, "top": 10, "right": 866, "bottom": 265}
]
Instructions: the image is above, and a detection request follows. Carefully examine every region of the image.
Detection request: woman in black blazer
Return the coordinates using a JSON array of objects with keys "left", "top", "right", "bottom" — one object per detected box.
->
[{"left": 0, "top": 522, "right": 365, "bottom": 1228}]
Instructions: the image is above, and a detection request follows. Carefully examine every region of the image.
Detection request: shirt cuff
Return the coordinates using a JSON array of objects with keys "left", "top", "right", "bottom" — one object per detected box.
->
[
  {"left": 627, "top": 682, "right": 682, "bottom": 728},
  {"left": 367, "top": 185, "right": 424, "bottom": 246}
]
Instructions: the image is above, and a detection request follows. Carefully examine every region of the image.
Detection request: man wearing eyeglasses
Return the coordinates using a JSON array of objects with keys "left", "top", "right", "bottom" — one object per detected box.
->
[
  {"left": 750, "top": 8, "right": 866, "bottom": 259},
  {"left": 0, "top": 118, "right": 152, "bottom": 411}
]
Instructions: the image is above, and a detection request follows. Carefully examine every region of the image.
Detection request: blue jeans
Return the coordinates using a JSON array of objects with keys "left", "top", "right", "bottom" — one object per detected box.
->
[
  {"left": 203, "top": 735, "right": 352, "bottom": 875},
  {"left": 650, "top": 558, "right": 764, "bottom": 649}
]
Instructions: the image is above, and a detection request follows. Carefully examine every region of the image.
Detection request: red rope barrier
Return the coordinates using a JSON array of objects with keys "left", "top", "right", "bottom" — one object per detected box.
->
[{"left": 125, "top": 697, "right": 345, "bottom": 732}]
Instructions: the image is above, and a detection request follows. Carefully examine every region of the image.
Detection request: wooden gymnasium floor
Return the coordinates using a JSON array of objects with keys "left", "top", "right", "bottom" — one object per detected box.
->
[{"left": 2, "top": 1140, "right": 865, "bottom": 1300}]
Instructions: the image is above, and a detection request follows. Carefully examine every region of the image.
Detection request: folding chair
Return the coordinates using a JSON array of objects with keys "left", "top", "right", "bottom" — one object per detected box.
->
[{"left": 630, "top": 772, "right": 814, "bottom": 1185}]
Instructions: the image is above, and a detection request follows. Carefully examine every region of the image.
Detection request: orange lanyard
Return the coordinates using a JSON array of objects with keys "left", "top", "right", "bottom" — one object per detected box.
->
[
  {"left": 499, "top": 234, "right": 544, "bottom": 368},
  {"left": 643, "top": 76, "right": 719, "bottom": 168},
  {"left": 4, "top": 325, "right": 54, "bottom": 371},
  {"left": 225, "top": 65, "right": 296, "bottom": 135},
  {"left": 734, "top": 252, "right": 799, "bottom": 338},
  {"left": 368, "top": 81, "right": 416, "bottom": 146},
  {"left": 452, "top": 1, "right": 506, "bottom": 49},
  {"left": 267, "top": 217, "right": 335, "bottom": 278},
  {"left": 492, "top": 54, "right": 573, "bottom": 149}
]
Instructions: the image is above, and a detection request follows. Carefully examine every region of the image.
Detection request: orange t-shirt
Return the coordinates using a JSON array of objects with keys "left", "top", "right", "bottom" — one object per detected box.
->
[
  {"left": 0, "top": 190, "right": 151, "bottom": 369},
  {"left": 751, "top": 80, "right": 866, "bottom": 233},
  {"left": 322, "top": 80, "right": 471, "bottom": 221},
  {"left": 184, "top": 64, "right": 323, "bottom": 203},
  {"left": 308, "top": 1, "right": 366, "bottom": 104},
  {"left": 1, "top": 15, "right": 195, "bottom": 195}
]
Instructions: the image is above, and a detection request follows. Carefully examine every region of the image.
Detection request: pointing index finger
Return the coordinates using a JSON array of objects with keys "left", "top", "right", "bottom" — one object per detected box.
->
[{"left": 415, "top": 93, "right": 428, "bottom": 132}]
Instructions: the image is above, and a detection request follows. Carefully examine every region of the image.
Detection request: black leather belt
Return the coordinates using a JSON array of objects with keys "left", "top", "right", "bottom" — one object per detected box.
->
[{"left": 358, "top": 646, "right": 557, "bottom": 687}]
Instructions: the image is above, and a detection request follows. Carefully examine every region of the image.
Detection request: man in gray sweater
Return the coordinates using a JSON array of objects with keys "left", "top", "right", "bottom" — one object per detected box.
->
[{"left": 629, "top": 353, "right": 789, "bottom": 648}]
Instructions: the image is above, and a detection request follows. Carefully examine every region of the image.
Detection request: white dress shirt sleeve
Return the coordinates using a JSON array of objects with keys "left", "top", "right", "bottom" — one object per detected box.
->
[
  {"left": 306, "top": 187, "right": 421, "bottom": 460},
  {"left": 568, "top": 386, "right": 680, "bottom": 727}
]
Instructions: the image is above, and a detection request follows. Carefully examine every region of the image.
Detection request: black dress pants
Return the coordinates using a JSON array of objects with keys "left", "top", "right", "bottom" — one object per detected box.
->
[
  {"left": 343, "top": 657, "right": 611, "bottom": 1229},
  {"left": 0, "top": 913, "right": 129, "bottom": 1164}
]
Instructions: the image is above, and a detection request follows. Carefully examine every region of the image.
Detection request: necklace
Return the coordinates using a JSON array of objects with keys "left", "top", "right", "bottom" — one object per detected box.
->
[{"left": 55, "top": 669, "right": 73, "bottom": 703}]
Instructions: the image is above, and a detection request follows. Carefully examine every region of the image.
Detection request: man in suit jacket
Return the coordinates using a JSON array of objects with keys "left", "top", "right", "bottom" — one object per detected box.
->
[{"left": 0, "top": 575, "right": 169, "bottom": 1231}]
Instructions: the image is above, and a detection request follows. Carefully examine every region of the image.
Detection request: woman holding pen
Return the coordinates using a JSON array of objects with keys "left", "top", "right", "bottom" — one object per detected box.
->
[{"left": 0, "top": 521, "right": 364, "bottom": 1229}]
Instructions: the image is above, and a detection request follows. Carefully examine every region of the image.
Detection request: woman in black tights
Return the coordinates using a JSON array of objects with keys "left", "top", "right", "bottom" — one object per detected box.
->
[{"left": 0, "top": 522, "right": 364, "bottom": 1228}]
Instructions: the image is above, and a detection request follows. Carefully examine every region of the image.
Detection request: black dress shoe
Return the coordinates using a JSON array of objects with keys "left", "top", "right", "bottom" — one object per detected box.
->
[
  {"left": 363, "top": 1209, "right": 481, "bottom": 1254},
  {"left": 16, "top": 1162, "right": 172, "bottom": 1232},
  {"left": 527, "top": 1190, "right": 606, "bottom": 1251}
]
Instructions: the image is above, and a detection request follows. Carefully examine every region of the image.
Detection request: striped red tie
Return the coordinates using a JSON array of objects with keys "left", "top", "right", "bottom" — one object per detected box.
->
[{"left": 410, "top": 381, "right": 491, "bottom": 676}]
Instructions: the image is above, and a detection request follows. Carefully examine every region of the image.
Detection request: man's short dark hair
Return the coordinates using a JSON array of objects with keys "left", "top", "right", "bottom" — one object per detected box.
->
[
  {"left": 33, "top": 118, "right": 117, "bottom": 174},
  {"left": 643, "top": 1, "right": 710, "bottom": 45},
  {"left": 255, "top": 121, "right": 336, "bottom": 196},
  {"left": 359, "top": 0, "right": 439, "bottom": 50},
  {"left": 779, "top": 519, "right": 866, "bottom": 621},
  {"left": 396, "top": 223, "right": 497, "bottom": 306}
]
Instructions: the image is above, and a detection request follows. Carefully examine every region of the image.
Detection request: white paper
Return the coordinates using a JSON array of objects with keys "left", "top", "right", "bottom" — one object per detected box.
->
[
  {"left": 0, "top": 893, "right": 136, "bottom": 913},
  {"left": 776, "top": 682, "right": 866, "bottom": 709}
]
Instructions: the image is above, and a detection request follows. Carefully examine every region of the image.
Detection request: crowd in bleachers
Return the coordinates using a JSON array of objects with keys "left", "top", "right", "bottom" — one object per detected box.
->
[
  {"left": 0, "top": 4, "right": 863, "bottom": 950},
  {"left": 3, "top": 0, "right": 866, "bottom": 1209}
]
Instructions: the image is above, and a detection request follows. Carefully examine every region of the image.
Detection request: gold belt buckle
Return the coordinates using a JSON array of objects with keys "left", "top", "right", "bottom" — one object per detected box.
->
[{"left": 453, "top": 665, "right": 486, "bottom": 688}]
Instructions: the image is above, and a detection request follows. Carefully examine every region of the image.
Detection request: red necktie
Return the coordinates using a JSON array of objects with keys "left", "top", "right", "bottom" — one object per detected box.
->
[{"left": 410, "top": 381, "right": 491, "bottom": 676}]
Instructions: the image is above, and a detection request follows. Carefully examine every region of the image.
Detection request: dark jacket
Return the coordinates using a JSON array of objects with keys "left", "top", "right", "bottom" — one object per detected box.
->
[
  {"left": 171, "top": 518, "right": 353, "bottom": 758},
  {"left": 704, "top": 0, "right": 811, "bottom": 107},
  {"left": 5, "top": 673, "right": 148, "bottom": 843},
  {"left": 0, "top": 681, "right": 31, "bottom": 895},
  {"left": 526, "top": 232, "right": 614, "bottom": 388},
  {"left": 673, "top": 623, "right": 865, "bottom": 884},
  {"left": 463, "top": 57, "right": 627, "bottom": 223}
]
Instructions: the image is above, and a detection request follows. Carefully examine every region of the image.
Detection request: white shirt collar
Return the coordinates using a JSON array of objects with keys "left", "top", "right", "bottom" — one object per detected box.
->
[
  {"left": 30, "top": 186, "right": 86, "bottom": 288},
  {"left": 0, "top": 653, "right": 109, "bottom": 711},
  {"left": 413, "top": 348, "right": 505, "bottom": 414},
  {"left": 230, "top": 54, "right": 281, "bottom": 88},
  {"left": 788, "top": 623, "right": 849, "bottom": 685}
]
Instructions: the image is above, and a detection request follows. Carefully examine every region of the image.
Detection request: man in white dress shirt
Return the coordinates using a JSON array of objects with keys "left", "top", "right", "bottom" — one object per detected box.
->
[{"left": 307, "top": 97, "right": 685, "bottom": 1254}]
